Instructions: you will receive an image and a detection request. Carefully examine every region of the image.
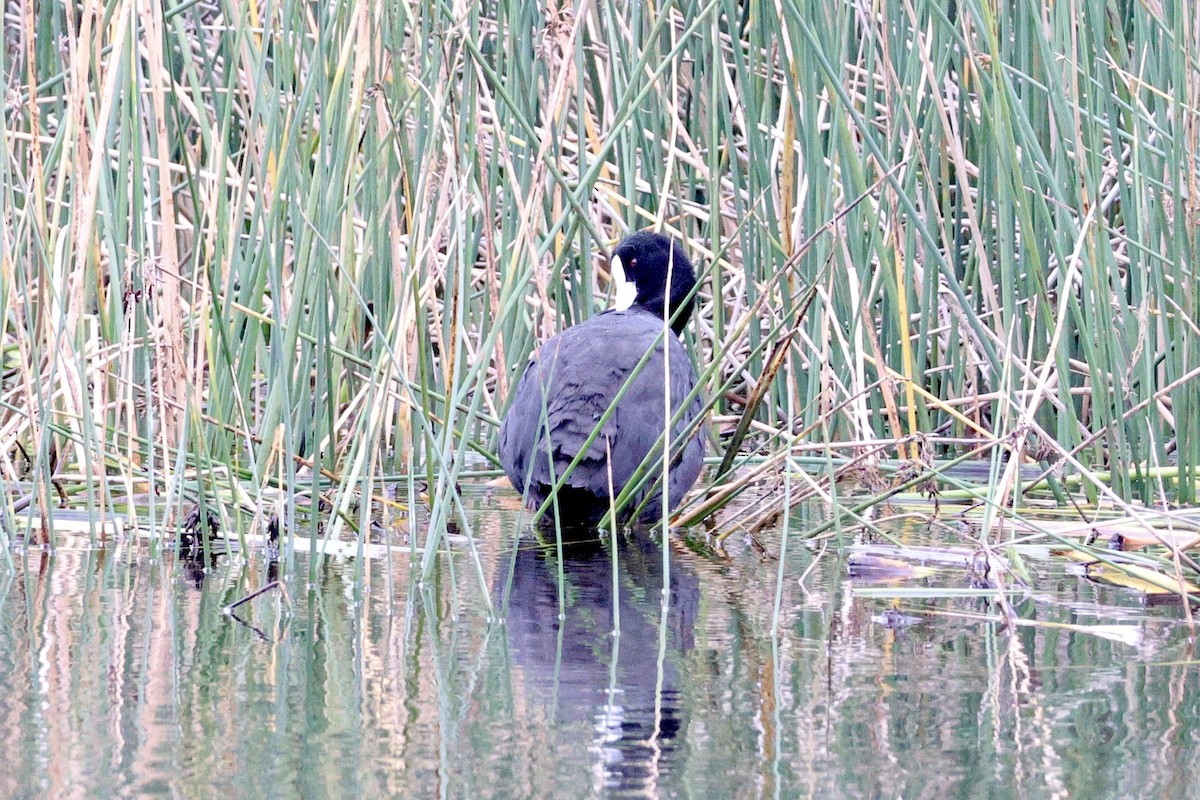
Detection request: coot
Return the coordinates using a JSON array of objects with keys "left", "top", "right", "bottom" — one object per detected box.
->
[{"left": 498, "top": 231, "right": 704, "bottom": 525}]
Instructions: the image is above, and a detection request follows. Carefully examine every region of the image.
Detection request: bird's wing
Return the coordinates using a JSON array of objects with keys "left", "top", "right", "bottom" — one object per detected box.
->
[{"left": 499, "top": 310, "right": 704, "bottom": 512}]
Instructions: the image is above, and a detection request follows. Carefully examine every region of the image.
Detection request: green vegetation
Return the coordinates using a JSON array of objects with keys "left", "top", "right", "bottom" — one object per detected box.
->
[{"left": 2, "top": 1, "right": 1199, "bottom": 590}]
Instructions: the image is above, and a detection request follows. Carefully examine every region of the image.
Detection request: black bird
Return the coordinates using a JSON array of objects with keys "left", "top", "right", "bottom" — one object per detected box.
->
[{"left": 499, "top": 231, "right": 705, "bottom": 525}]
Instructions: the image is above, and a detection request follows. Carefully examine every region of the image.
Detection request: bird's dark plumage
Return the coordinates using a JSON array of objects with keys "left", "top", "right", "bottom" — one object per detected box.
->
[{"left": 499, "top": 231, "right": 704, "bottom": 525}]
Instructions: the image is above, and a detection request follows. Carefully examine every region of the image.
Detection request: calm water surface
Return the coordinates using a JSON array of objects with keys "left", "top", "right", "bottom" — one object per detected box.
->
[{"left": 1, "top": 491, "right": 1199, "bottom": 799}]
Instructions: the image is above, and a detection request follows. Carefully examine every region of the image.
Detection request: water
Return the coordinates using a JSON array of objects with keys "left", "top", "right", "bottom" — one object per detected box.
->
[{"left": 2, "top": 492, "right": 1199, "bottom": 799}]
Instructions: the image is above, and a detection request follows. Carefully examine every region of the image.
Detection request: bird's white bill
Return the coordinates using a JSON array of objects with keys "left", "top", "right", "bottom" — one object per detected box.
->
[{"left": 612, "top": 255, "right": 637, "bottom": 311}]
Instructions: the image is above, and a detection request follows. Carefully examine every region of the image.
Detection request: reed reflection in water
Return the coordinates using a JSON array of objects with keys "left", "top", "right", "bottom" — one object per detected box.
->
[{"left": 2, "top": 501, "right": 1200, "bottom": 798}]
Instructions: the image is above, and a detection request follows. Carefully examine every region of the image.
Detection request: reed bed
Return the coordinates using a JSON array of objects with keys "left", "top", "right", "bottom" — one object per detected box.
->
[{"left": 2, "top": 0, "right": 1199, "bottom": 590}]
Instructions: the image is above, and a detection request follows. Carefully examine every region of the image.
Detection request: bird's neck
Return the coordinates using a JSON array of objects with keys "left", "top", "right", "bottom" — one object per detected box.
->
[{"left": 635, "top": 293, "right": 693, "bottom": 335}]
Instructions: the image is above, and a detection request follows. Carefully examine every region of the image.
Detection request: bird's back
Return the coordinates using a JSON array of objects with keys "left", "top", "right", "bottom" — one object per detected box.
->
[{"left": 499, "top": 308, "right": 704, "bottom": 523}]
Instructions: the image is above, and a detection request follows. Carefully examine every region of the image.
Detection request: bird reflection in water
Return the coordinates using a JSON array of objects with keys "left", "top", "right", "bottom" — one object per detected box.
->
[{"left": 498, "top": 533, "right": 701, "bottom": 793}]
